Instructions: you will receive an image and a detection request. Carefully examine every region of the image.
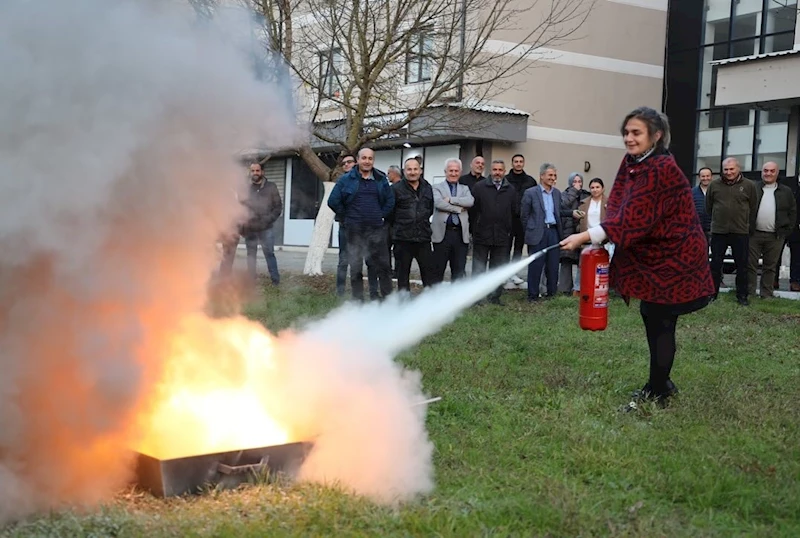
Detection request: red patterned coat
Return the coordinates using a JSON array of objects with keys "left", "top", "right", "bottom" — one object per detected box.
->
[{"left": 600, "top": 151, "right": 715, "bottom": 304}]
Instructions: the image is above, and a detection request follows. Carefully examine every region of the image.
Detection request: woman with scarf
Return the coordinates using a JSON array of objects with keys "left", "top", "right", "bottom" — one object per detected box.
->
[
  {"left": 560, "top": 107, "right": 715, "bottom": 409},
  {"left": 558, "top": 172, "right": 589, "bottom": 294}
]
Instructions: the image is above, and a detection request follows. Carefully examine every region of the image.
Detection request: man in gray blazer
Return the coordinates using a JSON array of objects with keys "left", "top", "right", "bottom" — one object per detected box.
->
[
  {"left": 432, "top": 158, "right": 474, "bottom": 283},
  {"left": 521, "top": 162, "right": 563, "bottom": 301}
]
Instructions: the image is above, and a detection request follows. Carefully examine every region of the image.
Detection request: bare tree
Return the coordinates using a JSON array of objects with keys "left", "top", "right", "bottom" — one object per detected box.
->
[{"left": 189, "top": 0, "right": 593, "bottom": 274}]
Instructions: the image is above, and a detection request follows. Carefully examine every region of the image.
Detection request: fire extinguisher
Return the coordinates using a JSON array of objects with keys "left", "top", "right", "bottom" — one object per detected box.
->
[{"left": 579, "top": 245, "right": 610, "bottom": 331}]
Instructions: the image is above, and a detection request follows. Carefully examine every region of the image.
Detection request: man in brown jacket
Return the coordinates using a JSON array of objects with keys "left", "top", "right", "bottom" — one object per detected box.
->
[{"left": 706, "top": 157, "right": 758, "bottom": 305}]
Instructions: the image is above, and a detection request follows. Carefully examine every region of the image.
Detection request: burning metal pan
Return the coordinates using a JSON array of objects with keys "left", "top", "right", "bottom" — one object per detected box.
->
[{"left": 133, "top": 441, "right": 313, "bottom": 498}]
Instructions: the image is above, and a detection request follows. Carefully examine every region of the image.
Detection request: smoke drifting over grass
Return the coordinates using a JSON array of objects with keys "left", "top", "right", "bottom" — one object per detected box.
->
[{"left": 0, "top": 0, "right": 295, "bottom": 522}]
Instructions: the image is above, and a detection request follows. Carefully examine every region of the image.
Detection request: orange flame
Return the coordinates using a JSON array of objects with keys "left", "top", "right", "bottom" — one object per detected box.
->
[{"left": 134, "top": 315, "right": 291, "bottom": 460}]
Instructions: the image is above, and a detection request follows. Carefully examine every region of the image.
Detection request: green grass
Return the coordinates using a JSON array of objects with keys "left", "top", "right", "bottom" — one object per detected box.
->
[{"left": 4, "top": 276, "right": 800, "bottom": 537}]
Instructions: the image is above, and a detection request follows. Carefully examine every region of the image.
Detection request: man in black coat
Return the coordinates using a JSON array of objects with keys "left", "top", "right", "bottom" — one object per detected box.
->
[
  {"left": 391, "top": 157, "right": 434, "bottom": 291},
  {"left": 471, "top": 159, "right": 517, "bottom": 304},
  {"left": 505, "top": 154, "right": 537, "bottom": 263},
  {"left": 219, "top": 162, "right": 283, "bottom": 285}
]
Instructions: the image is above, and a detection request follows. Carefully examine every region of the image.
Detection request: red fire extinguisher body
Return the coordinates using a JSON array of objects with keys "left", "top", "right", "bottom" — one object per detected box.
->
[{"left": 579, "top": 246, "right": 610, "bottom": 331}]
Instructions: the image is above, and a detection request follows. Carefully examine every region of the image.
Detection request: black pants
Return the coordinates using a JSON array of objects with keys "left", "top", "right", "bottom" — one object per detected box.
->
[
  {"left": 472, "top": 243, "right": 510, "bottom": 300},
  {"left": 790, "top": 239, "right": 800, "bottom": 284},
  {"left": 710, "top": 233, "right": 749, "bottom": 299},
  {"left": 346, "top": 224, "right": 392, "bottom": 300},
  {"left": 510, "top": 217, "right": 525, "bottom": 261},
  {"left": 640, "top": 297, "right": 710, "bottom": 396},
  {"left": 433, "top": 227, "right": 468, "bottom": 283},
  {"left": 394, "top": 240, "right": 433, "bottom": 291}
]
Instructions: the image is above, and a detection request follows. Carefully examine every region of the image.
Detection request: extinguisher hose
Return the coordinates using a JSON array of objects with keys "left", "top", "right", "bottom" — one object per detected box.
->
[{"left": 528, "top": 243, "right": 561, "bottom": 262}]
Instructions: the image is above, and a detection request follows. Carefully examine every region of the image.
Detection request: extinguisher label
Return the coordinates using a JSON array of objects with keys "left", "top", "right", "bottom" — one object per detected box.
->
[{"left": 594, "top": 263, "right": 609, "bottom": 308}]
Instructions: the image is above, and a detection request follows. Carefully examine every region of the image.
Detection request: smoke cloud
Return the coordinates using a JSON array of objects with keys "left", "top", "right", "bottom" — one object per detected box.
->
[
  {"left": 0, "top": 0, "right": 296, "bottom": 523},
  {"left": 0, "top": 0, "right": 542, "bottom": 523}
]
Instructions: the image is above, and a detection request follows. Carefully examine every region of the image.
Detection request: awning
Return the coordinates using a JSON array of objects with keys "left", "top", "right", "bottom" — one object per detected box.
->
[
  {"left": 712, "top": 49, "right": 800, "bottom": 107},
  {"left": 308, "top": 102, "right": 530, "bottom": 152}
]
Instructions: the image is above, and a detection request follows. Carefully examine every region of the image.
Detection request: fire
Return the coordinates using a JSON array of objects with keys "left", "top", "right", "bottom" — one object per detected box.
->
[{"left": 134, "top": 315, "right": 291, "bottom": 460}]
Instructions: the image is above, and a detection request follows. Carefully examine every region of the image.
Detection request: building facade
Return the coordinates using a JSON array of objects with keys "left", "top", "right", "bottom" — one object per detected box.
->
[
  {"left": 665, "top": 0, "right": 800, "bottom": 182},
  {"left": 260, "top": 0, "right": 668, "bottom": 246}
]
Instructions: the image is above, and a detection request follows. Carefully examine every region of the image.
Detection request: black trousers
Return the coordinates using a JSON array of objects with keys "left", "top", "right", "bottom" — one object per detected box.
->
[
  {"left": 510, "top": 216, "right": 525, "bottom": 261},
  {"left": 394, "top": 240, "right": 433, "bottom": 291},
  {"left": 472, "top": 243, "right": 510, "bottom": 300},
  {"left": 432, "top": 227, "right": 468, "bottom": 283},
  {"left": 639, "top": 297, "right": 710, "bottom": 396},
  {"left": 709, "top": 233, "right": 749, "bottom": 299},
  {"left": 346, "top": 224, "right": 392, "bottom": 300},
  {"left": 790, "top": 239, "right": 800, "bottom": 284}
]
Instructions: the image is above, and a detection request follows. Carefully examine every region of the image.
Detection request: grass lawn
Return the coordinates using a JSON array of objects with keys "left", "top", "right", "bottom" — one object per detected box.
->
[{"left": 4, "top": 276, "right": 800, "bottom": 537}]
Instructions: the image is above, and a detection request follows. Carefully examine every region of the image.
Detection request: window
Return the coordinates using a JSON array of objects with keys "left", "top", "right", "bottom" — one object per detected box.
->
[
  {"left": 405, "top": 29, "right": 434, "bottom": 84},
  {"left": 318, "top": 48, "right": 344, "bottom": 99}
]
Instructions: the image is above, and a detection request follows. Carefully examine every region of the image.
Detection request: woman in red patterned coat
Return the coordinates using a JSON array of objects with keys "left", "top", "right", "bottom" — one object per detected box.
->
[{"left": 560, "top": 106, "right": 715, "bottom": 406}]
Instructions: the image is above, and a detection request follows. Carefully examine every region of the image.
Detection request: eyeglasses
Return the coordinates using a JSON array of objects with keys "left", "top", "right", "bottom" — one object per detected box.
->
[{"left": 342, "top": 160, "right": 355, "bottom": 165}]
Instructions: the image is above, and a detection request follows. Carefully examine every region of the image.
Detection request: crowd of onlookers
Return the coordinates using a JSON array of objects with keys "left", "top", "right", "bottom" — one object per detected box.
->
[
  {"left": 328, "top": 148, "right": 612, "bottom": 304},
  {"left": 216, "top": 150, "right": 800, "bottom": 305}
]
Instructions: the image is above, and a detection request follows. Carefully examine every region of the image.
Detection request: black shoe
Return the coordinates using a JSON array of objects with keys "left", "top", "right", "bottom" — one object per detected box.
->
[
  {"left": 630, "top": 382, "right": 655, "bottom": 401},
  {"left": 737, "top": 297, "right": 750, "bottom": 306},
  {"left": 527, "top": 296, "right": 540, "bottom": 303}
]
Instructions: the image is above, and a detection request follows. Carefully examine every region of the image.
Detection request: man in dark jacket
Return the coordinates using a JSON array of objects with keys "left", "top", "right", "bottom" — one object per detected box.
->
[
  {"left": 472, "top": 159, "right": 517, "bottom": 304},
  {"left": 706, "top": 157, "right": 759, "bottom": 305},
  {"left": 692, "top": 167, "right": 713, "bottom": 246},
  {"left": 789, "top": 180, "right": 800, "bottom": 291},
  {"left": 747, "top": 161, "right": 797, "bottom": 298},
  {"left": 219, "top": 162, "right": 282, "bottom": 285},
  {"left": 391, "top": 157, "right": 434, "bottom": 291},
  {"left": 335, "top": 154, "right": 356, "bottom": 296},
  {"left": 328, "top": 148, "right": 395, "bottom": 301},
  {"left": 459, "top": 156, "right": 485, "bottom": 227},
  {"left": 505, "top": 154, "right": 537, "bottom": 264},
  {"left": 522, "top": 163, "right": 563, "bottom": 301}
]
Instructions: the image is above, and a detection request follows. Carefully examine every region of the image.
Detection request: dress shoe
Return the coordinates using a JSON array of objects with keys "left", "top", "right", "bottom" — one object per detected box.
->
[
  {"left": 737, "top": 297, "right": 750, "bottom": 306},
  {"left": 791, "top": 282, "right": 800, "bottom": 292}
]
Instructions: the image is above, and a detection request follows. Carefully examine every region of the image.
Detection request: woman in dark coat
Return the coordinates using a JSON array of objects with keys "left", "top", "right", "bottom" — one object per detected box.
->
[
  {"left": 558, "top": 172, "right": 589, "bottom": 293},
  {"left": 560, "top": 106, "right": 715, "bottom": 408}
]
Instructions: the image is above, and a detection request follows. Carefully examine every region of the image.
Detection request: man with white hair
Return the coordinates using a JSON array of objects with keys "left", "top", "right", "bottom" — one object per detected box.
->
[{"left": 432, "top": 158, "right": 474, "bottom": 282}]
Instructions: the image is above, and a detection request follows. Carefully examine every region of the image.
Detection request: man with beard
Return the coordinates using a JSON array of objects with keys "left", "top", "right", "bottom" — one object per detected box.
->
[
  {"left": 328, "top": 148, "right": 395, "bottom": 301},
  {"left": 391, "top": 157, "right": 434, "bottom": 291},
  {"left": 471, "top": 159, "right": 517, "bottom": 304},
  {"left": 504, "top": 154, "right": 537, "bottom": 287},
  {"left": 219, "top": 162, "right": 282, "bottom": 285}
]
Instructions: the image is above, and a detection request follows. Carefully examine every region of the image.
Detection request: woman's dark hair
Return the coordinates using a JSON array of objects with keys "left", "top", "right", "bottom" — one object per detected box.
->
[
  {"left": 589, "top": 177, "right": 604, "bottom": 189},
  {"left": 621, "top": 106, "right": 671, "bottom": 151}
]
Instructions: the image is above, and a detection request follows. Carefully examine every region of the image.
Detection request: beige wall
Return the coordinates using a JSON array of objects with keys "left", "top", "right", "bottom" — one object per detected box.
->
[
  {"left": 497, "top": 63, "right": 663, "bottom": 135},
  {"left": 476, "top": 0, "right": 666, "bottom": 190},
  {"left": 552, "top": 1, "right": 666, "bottom": 65}
]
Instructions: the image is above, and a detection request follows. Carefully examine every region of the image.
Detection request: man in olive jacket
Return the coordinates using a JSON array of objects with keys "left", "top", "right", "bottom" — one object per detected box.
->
[
  {"left": 706, "top": 157, "right": 758, "bottom": 305},
  {"left": 747, "top": 161, "right": 797, "bottom": 298}
]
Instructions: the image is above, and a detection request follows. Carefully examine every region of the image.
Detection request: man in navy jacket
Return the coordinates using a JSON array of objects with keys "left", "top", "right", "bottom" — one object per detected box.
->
[{"left": 328, "top": 148, "right": 395, "bottom": 300}]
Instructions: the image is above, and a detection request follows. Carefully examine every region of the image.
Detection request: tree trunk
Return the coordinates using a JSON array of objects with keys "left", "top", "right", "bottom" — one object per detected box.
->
[{"left": 302, "top": 181, "right": 336, "bottom": 276}]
